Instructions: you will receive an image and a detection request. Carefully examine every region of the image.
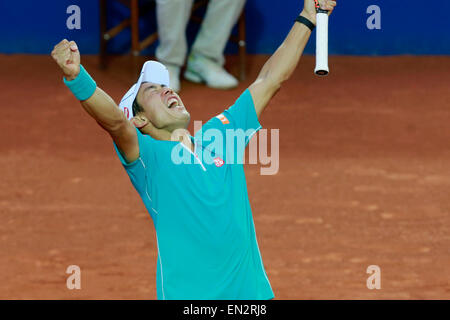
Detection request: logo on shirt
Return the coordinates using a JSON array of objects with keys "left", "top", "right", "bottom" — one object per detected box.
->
[
  {"left": 216, "top": 114, "right": 229, "bottom": 125},
  {"left": 213, "top": 157, "right": 225, "bottom": 167},
  {"left": 124, "top": 107, "right": 130, "bottom": 119}
]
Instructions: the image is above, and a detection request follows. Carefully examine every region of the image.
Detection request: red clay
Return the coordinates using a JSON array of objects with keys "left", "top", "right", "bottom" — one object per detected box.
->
[{"left": 0, "top": 54, "right": 449, "bottom": 299}]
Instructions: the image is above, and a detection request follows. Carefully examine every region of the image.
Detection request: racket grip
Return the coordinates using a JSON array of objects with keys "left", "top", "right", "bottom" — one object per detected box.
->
[{"left": 315, "top": 12, "right": 329, "bottom": 76}]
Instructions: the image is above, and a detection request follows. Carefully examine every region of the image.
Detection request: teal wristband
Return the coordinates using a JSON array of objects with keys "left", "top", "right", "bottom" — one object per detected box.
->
[{"left": 63, "top": 65, "right": 97, "bottom": 101}]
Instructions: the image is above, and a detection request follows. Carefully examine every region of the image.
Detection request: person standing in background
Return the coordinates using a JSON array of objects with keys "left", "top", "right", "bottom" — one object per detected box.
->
[{"left": 155, "top": 0, "right": 246, "bottom": 92}]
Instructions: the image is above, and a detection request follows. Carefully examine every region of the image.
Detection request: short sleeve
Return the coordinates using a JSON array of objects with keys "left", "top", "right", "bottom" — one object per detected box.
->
[
  {"left": 222, "top": 89, "right": 262, "bottom": 145},
  {"left": 195, "top": 89, "right": 262, "bottom": 165},
  {"left": 113, "top": 128, "right": 155, "bottom": 192}
]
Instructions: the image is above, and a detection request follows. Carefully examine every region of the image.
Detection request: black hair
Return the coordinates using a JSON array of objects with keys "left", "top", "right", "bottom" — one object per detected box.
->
[{"left": 132, "top": 97, "right": 144, "bottom": 117}]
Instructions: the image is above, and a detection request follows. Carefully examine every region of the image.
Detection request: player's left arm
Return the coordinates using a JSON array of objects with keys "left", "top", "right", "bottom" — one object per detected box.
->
[{"left": 249, "top": 0, "right": 336, "bottom": 118}]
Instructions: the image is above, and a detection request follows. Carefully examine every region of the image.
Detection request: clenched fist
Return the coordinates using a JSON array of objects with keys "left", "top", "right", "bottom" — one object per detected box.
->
[
  {"left": 302, "top": 0, "right": 337, "bottom": 25},
  {"left": 51, "top": 39, "right": 80, "bottom": 81}
]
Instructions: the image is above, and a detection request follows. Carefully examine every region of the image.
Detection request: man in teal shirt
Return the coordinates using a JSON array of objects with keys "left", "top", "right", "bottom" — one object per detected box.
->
[
  {"left": 51, "top": 0, "right": 336, "bottom": 300},
  {"left": 116, "top": 88, "right": 270, "bottom": 299}
]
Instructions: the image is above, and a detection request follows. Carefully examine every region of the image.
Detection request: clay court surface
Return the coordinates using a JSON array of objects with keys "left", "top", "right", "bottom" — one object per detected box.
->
[{"left": 0, "top": 54, "right": 449, "bottom": 299}]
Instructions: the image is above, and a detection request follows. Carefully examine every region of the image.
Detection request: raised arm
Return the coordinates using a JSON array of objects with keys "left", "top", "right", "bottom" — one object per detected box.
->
[
  {"left": 249, "top": 0, "right": 336, "bottom": 118},
  {"left": 51, "top": 39, "right": 139, "bottom": 163}
]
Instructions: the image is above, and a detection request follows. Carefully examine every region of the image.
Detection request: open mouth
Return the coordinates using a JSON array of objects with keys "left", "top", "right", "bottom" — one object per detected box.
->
[{"left": 167, "top": 97, "right": 179, "bottom": 109}]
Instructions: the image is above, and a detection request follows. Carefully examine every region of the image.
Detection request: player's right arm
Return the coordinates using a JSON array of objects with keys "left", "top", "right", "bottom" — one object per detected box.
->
[{"left": 51, "top": 39, "right": 139, "bottom": 163}]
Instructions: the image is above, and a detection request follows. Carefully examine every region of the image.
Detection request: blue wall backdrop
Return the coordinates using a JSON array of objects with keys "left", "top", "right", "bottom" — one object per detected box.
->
[{"left": 1, "top": 0, "right": 449, "bottom": 55}]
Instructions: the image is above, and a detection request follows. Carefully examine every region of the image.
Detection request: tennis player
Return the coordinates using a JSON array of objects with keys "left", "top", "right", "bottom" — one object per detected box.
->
[{"left": 51, "top": 0, "right": 336, "bottom": 300}]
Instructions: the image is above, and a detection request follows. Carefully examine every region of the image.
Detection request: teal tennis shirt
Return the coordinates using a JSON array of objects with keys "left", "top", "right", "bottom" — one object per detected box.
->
[{"left": 114, "top": 89, "right": 274, "bottom": 300}]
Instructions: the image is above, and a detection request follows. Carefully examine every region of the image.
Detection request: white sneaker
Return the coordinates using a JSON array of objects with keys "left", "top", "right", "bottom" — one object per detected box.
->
[
  {"left": 165, "top": 64, "right": 181, "bottom": 93},
  {"left": 184, "top": 53, "right": 238, "bottom": 90}
]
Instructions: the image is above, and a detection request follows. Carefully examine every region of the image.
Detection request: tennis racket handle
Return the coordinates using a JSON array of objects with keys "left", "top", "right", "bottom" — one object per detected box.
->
[{"left": 315, "top": 12, "right": 329, "bottom": 76}]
